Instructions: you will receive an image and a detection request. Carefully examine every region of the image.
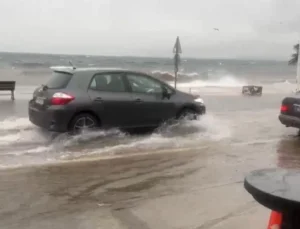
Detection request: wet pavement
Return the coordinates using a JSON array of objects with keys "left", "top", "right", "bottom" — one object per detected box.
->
[{"left": 0, "top": 147, "right": 269, "bottom": 229}]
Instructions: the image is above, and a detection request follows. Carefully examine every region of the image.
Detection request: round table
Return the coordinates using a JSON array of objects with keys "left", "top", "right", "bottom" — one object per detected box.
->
[{"left": 244, "top": 168, "right": 300, "bottom": 229}]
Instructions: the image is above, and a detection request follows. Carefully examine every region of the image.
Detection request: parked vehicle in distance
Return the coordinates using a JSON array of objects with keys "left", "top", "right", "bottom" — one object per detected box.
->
[
  {"left": 28, "top": 67, "right": 206, "bottom": 133},
  {"left": 279, "top": 95, "right": 300, "bottom": 134}
]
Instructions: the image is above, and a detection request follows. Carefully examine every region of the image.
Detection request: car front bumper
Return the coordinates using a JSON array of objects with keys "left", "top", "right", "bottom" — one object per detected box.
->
[{"left": 279, "top": 114, "right": 300, "bottom": 128}]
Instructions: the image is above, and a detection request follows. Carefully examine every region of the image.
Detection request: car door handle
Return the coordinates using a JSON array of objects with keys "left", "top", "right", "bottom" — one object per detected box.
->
[{"left": 94, "top": 97, "right": 103, "bottom": 102}]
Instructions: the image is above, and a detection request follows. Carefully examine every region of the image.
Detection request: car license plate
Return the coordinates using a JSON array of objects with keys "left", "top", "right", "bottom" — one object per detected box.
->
[
  {"left": 294, "top": 104, "right": 300, "bottom": 112},
  {"left": 35, "top": 97, "right": 44, "bottom": 105}
]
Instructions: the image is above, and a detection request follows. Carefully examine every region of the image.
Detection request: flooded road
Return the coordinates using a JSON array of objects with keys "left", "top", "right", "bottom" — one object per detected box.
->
[
  {"left": 0, "top": 89, "right": 299, "bottom": 228},
  {"left": 0, "top": 147, "right": 270, "bottom": 229}
]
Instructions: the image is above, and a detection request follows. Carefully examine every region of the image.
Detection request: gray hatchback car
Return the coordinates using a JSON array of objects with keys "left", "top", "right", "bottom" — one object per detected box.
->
[{"left": 28, "top": 67, "right": 206, "bottom": 133}]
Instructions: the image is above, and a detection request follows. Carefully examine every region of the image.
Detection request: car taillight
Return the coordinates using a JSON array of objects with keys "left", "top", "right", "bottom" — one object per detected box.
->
[
  {"left": 280, "top": 105, "right": 288, "bottom": 112},
  {"left": 51, "top": 92, "right": 74, "bottom": 105}
]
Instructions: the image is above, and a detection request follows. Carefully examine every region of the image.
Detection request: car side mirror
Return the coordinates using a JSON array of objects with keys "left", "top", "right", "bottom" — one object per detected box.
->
[{"left": 162, "top": 86, "right": 171, "bottom": 99}]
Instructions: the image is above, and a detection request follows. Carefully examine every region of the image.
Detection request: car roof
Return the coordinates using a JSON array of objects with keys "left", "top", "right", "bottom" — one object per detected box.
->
[{"left": 50, "top": 66, "right": 151, "bottom": 76}]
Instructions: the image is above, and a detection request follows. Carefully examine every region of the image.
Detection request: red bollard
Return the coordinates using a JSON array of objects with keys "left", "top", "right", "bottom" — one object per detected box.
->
[{"left": 267, "top": 211, "right": 282, "bottom": 229}]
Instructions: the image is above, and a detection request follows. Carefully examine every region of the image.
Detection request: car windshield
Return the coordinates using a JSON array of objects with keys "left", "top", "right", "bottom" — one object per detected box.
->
[{"left": 46, "top": 72, "right": 73, "bottom": 89}]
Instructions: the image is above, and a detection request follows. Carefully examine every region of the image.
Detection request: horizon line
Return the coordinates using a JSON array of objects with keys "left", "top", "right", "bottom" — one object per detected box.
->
[{"left": 0, "top": 50, "right": 288, "bottom": 62}]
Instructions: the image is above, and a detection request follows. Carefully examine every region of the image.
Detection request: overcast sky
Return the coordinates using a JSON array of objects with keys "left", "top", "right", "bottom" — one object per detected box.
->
[{"left": 0, "top": 0, "right": 300, "bottom": 60}]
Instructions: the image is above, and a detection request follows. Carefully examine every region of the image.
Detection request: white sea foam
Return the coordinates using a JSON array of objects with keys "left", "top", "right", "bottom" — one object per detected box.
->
[{"left": 0, "top": 117, "right": 32, "bottom": 131}]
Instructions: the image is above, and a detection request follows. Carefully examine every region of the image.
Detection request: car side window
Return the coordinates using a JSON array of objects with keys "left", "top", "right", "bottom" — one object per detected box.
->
[
  {"left": 89, "top": 73, "right": 126, "bottom": 92},
  {"left": 127, "top": 74, "right": 163, "bottom": 94}
]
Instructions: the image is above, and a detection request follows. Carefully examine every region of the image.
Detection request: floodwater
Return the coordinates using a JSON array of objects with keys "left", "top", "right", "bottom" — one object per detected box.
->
[{"left": 0, "top": 85, "right": 300, "bottom": 229}]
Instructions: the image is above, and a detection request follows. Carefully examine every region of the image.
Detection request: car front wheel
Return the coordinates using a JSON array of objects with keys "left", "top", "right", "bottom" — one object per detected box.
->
[{"left": 68, "top": 113, "right": 99, "bottom": 134}]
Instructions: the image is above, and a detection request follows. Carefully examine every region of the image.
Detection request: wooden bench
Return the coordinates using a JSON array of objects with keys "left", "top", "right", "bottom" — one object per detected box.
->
[{"left": 0, "top": 81, "right": 15, "bottom": 100}]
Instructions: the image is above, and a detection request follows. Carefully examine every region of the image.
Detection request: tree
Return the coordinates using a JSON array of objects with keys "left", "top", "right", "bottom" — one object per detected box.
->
[{"left": 288, "top": 43, "right": 299, "bottom": 65}]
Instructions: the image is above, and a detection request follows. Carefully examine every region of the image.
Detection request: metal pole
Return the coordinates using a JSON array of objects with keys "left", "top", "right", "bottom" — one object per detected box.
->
[
  {"left": 173, "top": 36, "right": 181, "bottom": 90},
  {"left": 296, "top": 41, "right": 300, "bottom": 92}
]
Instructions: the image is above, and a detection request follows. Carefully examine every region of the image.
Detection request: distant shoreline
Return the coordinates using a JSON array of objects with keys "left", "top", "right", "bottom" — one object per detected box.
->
[{"left": 0, "top": 50, "right": 288, "bottom": 62}]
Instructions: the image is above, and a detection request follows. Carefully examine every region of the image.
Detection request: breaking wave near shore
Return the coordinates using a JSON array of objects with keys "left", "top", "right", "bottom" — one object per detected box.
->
[{"left": 150, "top": 70, "right": 296, "bottom": 95}]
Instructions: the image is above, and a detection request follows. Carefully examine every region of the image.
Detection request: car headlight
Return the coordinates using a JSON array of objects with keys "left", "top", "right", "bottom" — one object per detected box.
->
[{"left": 194, "top": 97, "right": 204, "bottom": 104}]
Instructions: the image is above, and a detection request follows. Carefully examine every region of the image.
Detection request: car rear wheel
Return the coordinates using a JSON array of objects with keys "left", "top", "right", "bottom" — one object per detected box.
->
[
  {"left": 177, "top": 108, "right": 198, "bottom": 121},
  {"left": 68, "top": 113, "right": 99, "bottom": 134}
]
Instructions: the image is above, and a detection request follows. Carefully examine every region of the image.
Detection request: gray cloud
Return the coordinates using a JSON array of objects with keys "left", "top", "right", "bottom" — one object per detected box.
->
[
  {"left": 0, "top": 0, "right": 299, "bottom": 60},
  {"left": 253, "top": 0, "right": 300, "bottom": 34}
]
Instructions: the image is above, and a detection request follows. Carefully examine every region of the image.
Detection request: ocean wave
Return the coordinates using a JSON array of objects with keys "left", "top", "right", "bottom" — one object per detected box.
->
[
  {"left": 151, "top": 70, "right": 202, "bottom": 82},
  {"left": 151, "top": 70, "right": 298, "bottom": 90},
  {"left": 176, "top": 75, "right": 246, "bottom": 88},
  {"left": 260, "top": 79, "right": 296, "bottom": 84}
]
